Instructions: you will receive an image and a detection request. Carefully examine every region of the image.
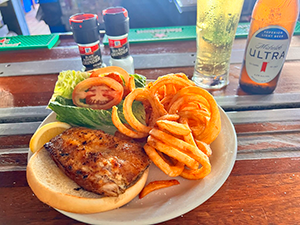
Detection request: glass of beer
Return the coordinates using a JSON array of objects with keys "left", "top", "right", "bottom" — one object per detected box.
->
[{"left": 193, "top": 0, "right": 245, "bottom": 89}]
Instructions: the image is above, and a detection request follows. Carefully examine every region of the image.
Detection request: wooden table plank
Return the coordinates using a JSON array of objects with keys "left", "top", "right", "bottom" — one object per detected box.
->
[
  {"left": 0, "top": 157, "right": 299, "bottom": 225},
  {"left": 1, "top": 108, "right": 300, "bottom": 171},
  {"left": 1, "top": 59, "right": 300, "bottom": 108}
]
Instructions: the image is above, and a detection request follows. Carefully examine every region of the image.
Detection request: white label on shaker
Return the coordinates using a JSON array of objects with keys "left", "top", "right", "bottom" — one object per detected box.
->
[{"left": 245, "top": 25, "right": 290, "bottom": 83}]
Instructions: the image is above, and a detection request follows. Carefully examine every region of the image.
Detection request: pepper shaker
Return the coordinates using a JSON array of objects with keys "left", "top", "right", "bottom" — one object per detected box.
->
[{"left": 69, "top": 13, "right": 104, "bottom": 71}]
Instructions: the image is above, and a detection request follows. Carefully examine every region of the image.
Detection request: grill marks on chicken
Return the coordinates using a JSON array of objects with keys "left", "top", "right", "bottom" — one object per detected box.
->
[{"left": 44, "top": 127, "right": 150, "bottom": 197}]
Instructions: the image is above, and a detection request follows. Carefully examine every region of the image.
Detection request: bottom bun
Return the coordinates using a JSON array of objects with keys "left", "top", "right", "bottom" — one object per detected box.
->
[{"left": 26, "top": 147, "right": 149, "bottom": 214}]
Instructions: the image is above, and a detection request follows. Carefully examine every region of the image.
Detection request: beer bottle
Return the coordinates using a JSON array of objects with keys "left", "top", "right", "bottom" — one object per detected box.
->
[{"left": 239, "top": 0, "right": 299, "bottom": 94}]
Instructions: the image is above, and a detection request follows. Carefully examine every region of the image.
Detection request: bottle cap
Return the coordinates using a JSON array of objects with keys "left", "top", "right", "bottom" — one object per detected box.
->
[
  {"left": 103, "top": 7, "right": 129, "bottom": 36},
  {"left": 69, "top": 13, "right": 100, "bottom": 44}
]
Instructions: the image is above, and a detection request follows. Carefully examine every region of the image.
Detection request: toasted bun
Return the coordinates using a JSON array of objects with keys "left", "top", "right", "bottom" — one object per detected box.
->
[{"left": 26, "top": 147, "right": 149, "bottom": 214}]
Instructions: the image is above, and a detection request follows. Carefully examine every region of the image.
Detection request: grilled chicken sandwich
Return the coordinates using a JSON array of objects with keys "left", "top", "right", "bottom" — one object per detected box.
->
[{"left": 27, "top": 127, "right": 151, "bottom": 214}]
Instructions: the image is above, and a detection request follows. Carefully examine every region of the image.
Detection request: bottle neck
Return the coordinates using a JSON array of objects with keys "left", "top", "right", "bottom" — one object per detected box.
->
[
  {"left": 252, "top": 0, "right": 299, "bottom": 23},
  {"left": 257, "top": 0, "right": 298, "bottom": 6}
]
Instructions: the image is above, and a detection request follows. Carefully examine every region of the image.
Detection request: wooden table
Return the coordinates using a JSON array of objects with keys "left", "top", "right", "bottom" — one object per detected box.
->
[{"left": 1, "top": 34, "right": 300, "bottom": 225}]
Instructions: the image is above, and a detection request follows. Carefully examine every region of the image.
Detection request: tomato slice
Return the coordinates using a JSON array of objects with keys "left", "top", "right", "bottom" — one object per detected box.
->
[
  {"left": 89, "top": 66, "right": 131, "bottom": 97},
  {"left": 72, "top": 77, "right": 124, "bottom": 110},
  {"left": 90, "top": 66, "right": 130, "bottom": 85}
]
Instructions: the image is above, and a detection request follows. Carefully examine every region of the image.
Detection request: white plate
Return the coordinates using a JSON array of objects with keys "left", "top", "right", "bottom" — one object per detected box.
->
[{"left": 28, "top": 107, "right": 237, "bottom": 225}]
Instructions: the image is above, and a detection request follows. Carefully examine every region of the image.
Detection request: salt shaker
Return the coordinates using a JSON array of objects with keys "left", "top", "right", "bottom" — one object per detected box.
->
[{"left": 103, "top": 7, "right": 134, "bottom": 74}]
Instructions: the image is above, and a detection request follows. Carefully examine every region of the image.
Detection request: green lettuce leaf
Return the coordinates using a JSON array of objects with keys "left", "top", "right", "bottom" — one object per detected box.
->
[
  {"left": 49, "top": 70, "right": 90, "bottom": 102},
  {"left": 132, "top": 73, "right": 147, "bottom": 88},
  {"left": 48, "top": 95, "right": 146, "bottom": 134}
]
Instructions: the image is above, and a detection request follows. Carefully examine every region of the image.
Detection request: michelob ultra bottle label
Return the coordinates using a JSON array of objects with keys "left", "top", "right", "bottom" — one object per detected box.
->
[{"left": 245, "top": 26, "right": 290, "bottom": 83}]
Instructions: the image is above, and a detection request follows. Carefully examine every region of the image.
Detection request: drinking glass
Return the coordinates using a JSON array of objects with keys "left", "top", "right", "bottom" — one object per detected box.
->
[{"left": 192, "top": 0, "right": 245, "bottom": 89}]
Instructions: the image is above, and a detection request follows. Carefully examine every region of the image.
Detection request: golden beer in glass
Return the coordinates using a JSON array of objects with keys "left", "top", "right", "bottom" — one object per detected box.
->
[{"left": 193, "top": 0, "right": 245, "bottom": 89}]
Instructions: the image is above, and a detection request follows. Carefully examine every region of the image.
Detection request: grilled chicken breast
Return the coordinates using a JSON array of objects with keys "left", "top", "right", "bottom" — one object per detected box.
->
[{"left": 44, "top": 127, "right": 150, "bottom": 197}]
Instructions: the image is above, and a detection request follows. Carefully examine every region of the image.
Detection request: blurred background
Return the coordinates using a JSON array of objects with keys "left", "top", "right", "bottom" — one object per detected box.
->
[{"left": 0, "top": 0, "right": 259, "bottom": 37}]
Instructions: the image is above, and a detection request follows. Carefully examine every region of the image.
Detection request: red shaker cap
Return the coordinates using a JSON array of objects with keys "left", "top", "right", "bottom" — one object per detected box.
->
[
  {"left": 69, "top": 14, "right": 99, "bottom": 25},
  {"left": 103, "top": 7, "right": 128, "bottom": 18}
]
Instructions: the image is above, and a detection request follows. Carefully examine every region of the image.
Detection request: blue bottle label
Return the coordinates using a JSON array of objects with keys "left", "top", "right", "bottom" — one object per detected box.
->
[{"left": 245, "top": 26, "right": 290, "bottom": 83}]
